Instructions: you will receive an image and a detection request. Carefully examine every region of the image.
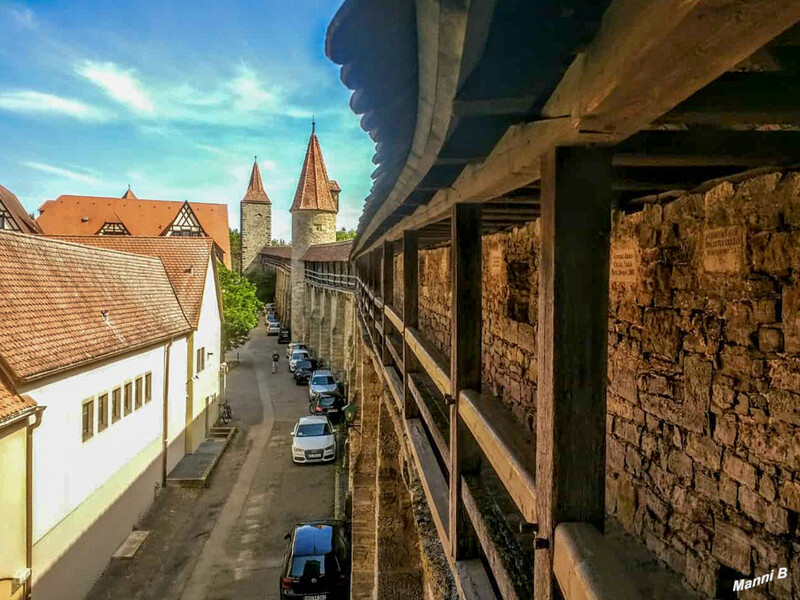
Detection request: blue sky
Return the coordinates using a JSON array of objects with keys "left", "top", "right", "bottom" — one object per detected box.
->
[{"left": 0, "top": 0, "right": 373, "bottom": 241}]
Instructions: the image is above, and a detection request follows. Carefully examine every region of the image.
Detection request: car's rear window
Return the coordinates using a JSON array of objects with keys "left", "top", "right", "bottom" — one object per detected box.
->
[
  {"left": 296, "top": 423, "right": 331, "bottom": 437},
  {"left": 297, "top": 361, "right": 313, "bottom": 369},
  {"left": 292, "top": 351, "right": 309, "bottom": 359},
  {"left": 318, "top": 396, "right": 336, "bottom": 407},
  {"left": 290, "top": 556, "right": 326, "bottom": 578},
  {"left": 311, "top": 376, "right": 335, "bottom": 385}
]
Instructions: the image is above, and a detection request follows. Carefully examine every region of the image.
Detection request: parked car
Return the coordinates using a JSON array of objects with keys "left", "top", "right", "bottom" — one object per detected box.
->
[
  {"left": 293, "top": 359, "right": 319, "bottom": 385},
  {"left": 309, "top": 392, "right": 346, "bottom": 421},
  {"left": 308, "top": 369, "right": 338, "bottom": 399},
  {"left": 267, "top": 321, "right": 281, "bottom": 335},
  {"left": 287, "top": 342, "right": 309, "bottom": 359},
  {"left": 278, "top": 328, "right": 291, "bottom": 344},
  {"left": 290, "top": 416, "right": 336, "bottom": 464},
  {"left": 280, "top": 520, "right": 350, "bottom": 600},
  {"left": 267, "top": 313, "right": 279, "bottom": 323},
  {"left": 290, "top": 350, "right": 311, "bottom": 372}
]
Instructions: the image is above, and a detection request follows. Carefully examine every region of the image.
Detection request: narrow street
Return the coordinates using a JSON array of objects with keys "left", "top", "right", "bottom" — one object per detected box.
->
[{"left": 85, "top": 322, "right": 336, "bottom": 600}]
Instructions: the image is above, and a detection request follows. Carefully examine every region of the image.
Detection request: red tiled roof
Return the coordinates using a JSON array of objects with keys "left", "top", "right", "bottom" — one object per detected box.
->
[
  {"left": 0, "top": 375, "right": 37, "bottom": 425},
  {"left": 259, "top": 245, "right": 293, "bottom": 259},
  {"left": 242, "top": 160, "right": 271, "bottom": 204},
  {"left": 0, "top": 232, "right": 192, "bottom": 383},
  {"left": 35, "top": 193, "right": 231, "bottom": 267},
  {"left": 290, "top": 127, "right": 338, "bottom": 213},
  {"left": 0, "top": 183, "right": 41, "bottom": 234},
  {"left": 48, "top": 236, "right": 213, "bottom": 328},
  {"left": 301, "top": 240, "right": 352, "bottom": 262}
]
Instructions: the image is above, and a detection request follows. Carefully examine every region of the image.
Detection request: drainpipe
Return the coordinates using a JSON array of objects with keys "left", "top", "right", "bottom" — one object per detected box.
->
[
  {"left": 161, "top": 339, "right": 173, "bottom": 488},
  {"left": 25, "top": 405, "right": 45, "bottom": 599}
]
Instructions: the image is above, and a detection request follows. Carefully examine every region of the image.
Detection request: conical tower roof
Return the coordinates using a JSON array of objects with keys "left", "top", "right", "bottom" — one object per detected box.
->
[
  {"left": 242, "top": 159, "right": 271, "bottom": 204},
  {"left": 290, "top": 123, "right": 337, "bottom": 213},
  {"left": 121, "top": 186, "right": 137, "bottom": 200}
]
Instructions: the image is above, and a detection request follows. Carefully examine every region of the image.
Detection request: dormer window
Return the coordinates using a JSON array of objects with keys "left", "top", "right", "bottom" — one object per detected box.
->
[
  {"left": 165, "top": 202, "right": 205, "bottom": 237},
  {"left": 98, "top": 222, "right": 130, "bottom": 235},
  {"left": 0, "top": 201, "right": 20, "bottom": 231}
]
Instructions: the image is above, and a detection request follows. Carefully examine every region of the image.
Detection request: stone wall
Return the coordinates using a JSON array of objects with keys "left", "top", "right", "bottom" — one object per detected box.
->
[
  {"left": 415, "top": 222, "right": 539, "bottom": 432},
  {"left": 607, "top": 173, "right": 800, "bottom": 598},
  {"left": 409, "top": 172, "right": 800, "bottom": 597},
  {"left": 350, "top": 332, "right": 457, "bottom": 600}
]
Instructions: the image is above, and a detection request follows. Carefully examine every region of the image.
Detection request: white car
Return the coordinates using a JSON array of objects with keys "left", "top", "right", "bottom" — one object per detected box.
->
[
  {"left": 286, "top": 342, "right": 309, "bottom": 360},
  {"left": 267, "top": 321, "right": 281, "bottom": 335},
  {"left": 290, "top": 350, "right": 311, "bottom": 372},
  {"left": 291, "top": 416, "right": 336, "bottom": 463}
]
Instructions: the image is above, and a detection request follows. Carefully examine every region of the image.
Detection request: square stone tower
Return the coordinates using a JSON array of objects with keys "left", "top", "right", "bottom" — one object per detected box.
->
[
  {"left": 240, "top": 158, "right": 272, "bottom": 272},
  {"left": 290, "top": 123, "right": 338, "bottom": 340}
]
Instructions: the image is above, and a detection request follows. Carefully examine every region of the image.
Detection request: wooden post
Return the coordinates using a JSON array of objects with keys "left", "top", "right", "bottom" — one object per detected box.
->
[
  {"left": 534, "top": 146, "right": 612, "bottom": 600},
  {"left": 402, "top": 230, "right": 420, "bottom": 420},
  {"left": 382, "top": 241, "right": 394, "bottom": 365},
  {"left": 449, "top": 203, "right": 482, "bottom": 561}
]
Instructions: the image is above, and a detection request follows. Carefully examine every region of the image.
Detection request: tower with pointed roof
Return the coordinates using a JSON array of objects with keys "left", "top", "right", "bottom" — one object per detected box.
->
[
  {"left": 240, "top": 158, "right": 272, "bottom": 272},
  {"left": 290, "top": 122, "right": 339, "bottom": 340}
]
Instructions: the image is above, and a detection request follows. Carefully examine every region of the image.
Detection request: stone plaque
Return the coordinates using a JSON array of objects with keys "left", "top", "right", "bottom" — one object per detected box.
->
[
  {"left": 703, "top": 226, "right": 744, "bottom": 273},
  {"left": 610, "top": 241, "right": 639, "bottom": 285},
  {"left": 489, "top": 246, "right": 503, "bottom": 278}
]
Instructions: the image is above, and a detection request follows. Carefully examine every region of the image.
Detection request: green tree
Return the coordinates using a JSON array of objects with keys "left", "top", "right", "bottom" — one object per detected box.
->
[
  {"left": 245, "top": 268, "right": 276, "bottom": 304},
  {"left": 218, "top": 263, "right": 263, "bottom": 349},
  {"left": 229, "top": 229, "right": 242, "bottom": 273},
  {"left": 270, "top": 238, "right": 289, "bottom": 246},
  {"left": 336, "top": 228, "right": 356, "bottom": 241}
]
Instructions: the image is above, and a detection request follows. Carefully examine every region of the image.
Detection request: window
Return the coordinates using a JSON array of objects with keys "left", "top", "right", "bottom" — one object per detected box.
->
[
  {"left": 145, "top": 372, "right": 152, "bottom": 403},
  {"left": 196, "top": 347, "right": 205, "bottom": 373},
  {"left": 124, "top": 382, "right": 133, "bottom": 415},
  {"left": 135, "top": 376, "right": 143, "bottom": 409},
  {"left": 112, "top": 387, "right": 122, "bottom": 422},
  {"left": 0, "top": 201, "right": 21, "bottom": 231},
  {"left": 506, "top": 259, "right": 533, "bottom": 324},
  {"left": 82, "top": 398, "right": 94, "bottom": 442},
  {"left": 97, "top": 393, "right": 109, "bottom": 431},
  {"left": 98, "top": 221, "right": 130, "bottom": 235}
]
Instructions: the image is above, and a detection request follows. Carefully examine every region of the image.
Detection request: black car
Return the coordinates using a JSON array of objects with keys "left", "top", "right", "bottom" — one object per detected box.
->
[
  {"left": 280, "top": 520, "right": 350, "bottom": 600},
  {"left": 278, "top": 328, "right": 291, "bottom": 344},
  {"left": 309, "top": 392, "right": 346, "bottom": 421},
  {"left": 293, "top": 360, "right": 319, "bottom": 385}
]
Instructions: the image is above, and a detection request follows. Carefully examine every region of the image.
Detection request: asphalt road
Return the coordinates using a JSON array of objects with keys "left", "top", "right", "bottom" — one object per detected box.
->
[{"left": 85, "top": 323, "right": 335, "bottom": 600}]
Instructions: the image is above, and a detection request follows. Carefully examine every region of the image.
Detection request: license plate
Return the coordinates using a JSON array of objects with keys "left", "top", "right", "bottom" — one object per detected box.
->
[
  {"left": 308, "top": 452, "right": 322, "bottom": 458},
  {"left": 307, "top": 595, "right": 326, "bottom": 600}
]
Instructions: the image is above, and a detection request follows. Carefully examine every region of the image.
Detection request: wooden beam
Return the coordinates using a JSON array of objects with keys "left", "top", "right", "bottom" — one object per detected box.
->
[
  {"left": 386, "top": 335, "right": 404, "bottom": 372},
  {"left": 402, "top": 230, "right": 421, "bottom": 421},
  {"left": 462, "top": 479, "right": 522, "bottom": 600},
  {"left": 449, "top": 203, "right": 482, "bottom": 562},
  {"left": 352, "top": 0, "right": 800, "bottom": 260},
  {"left": 383, "top": 363, "right": 403, "bottom": 411},
  {"left": 405, "top": 327, "right": 451, "bottom": 397},
  {"left": 385, "top": 304, "right": 403, "bottom": 333},
  {"left": 459, "top": 389, "right": 537, "bottom": 524},
  {"left": 409, "top": 374, "right": 450, "bottom": 466},
  {"left": 406, "top": 418, "right": 450, "bottom": 546},
  {"left": 381, "top": 240, "right": 394, "bottom": 366},
  {"left": 535, "top": 146, "right": 613, "bottom": 600}
]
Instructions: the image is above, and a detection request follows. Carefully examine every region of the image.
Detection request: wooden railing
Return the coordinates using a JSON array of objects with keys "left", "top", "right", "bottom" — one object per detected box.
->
[
  {"left": 355, "top": 266, "right": 641, "bottom": 600},
  {"left": 260, "top": 256, "right": 291, "bottom": 273},
  {"left": 304, "top": 268, "right": 357, "bottom": 291}
]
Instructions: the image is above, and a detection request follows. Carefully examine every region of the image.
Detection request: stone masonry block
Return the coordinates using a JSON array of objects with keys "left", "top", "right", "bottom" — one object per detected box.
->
[
  {"left": 778, "top": 478, "right": 800, "bottom": 512},
  {"left": 686, "top": 432, "right": 723, "bottom": 471},
  {"left": 723, "top": 452, "right": 758, "bottom": 490},
  {"left": 712, "top": 521, "right": 752, "bottom": 575}
]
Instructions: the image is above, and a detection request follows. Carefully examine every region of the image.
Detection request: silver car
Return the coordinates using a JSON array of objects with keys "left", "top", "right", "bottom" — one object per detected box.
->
[
  {"left": 309, "top": 370, "right": 338, "bottom": 399},
  {"left": 289, "top": 350, "right": 311, "bottom": 372},
  {"left": 291, "top": 416, "right": 336, "bottom": 463},
  {"left": 286, "top": 342, "right": 309, "bottom": 359}
]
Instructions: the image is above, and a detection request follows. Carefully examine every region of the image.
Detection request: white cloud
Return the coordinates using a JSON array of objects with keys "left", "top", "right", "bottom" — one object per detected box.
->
[
  {"left": 261, "top": 159, "right": 278, "bottom": 171},
  {"left": 23, "top": 161, "right": 101, "bottom": 184},
  {"left": 0, "top": 90, "right": 106, "bottom": 120},
  {"left": 76, "top": 60, "right": 154, "bottom": 114},
  {"left": 228, "top": 65, "right": 278, "bottom": 112},
  {"left": 7, "top": 5, "right": 35, "bottom": 28}
]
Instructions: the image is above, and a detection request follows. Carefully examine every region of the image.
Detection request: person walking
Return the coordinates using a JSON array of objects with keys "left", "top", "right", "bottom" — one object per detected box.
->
[{"left": 272, "top": 351, "right": 279, "bottom": 374}]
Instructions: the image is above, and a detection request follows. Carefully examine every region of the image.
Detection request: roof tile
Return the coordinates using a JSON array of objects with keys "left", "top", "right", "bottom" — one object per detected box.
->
[
  {"left": 301, "top": 240, "right": 352, "bottom": 262},
  {"left": 0, "top": 232, "right": 192, "bottom": 383}
]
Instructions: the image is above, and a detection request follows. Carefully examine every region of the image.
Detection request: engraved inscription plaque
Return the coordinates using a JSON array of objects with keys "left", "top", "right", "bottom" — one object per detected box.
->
[
  {"left": 610, "top": 241, "right": 638, "bottom": 285},
  {"left": 489, "top": 246, "right": 503, "bottom": 278},
  {"left": 703, "top": 226, "right": 744, "bottom": 273}
]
